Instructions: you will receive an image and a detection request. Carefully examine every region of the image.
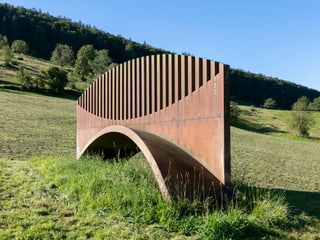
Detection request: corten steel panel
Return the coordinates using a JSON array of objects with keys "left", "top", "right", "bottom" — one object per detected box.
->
[{"left": 77, "top": 54, "right": 230, "bottom": 201}]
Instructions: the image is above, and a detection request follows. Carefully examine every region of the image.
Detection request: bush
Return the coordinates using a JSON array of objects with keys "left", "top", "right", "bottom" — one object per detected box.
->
[
  {"left": 292, "top": 96, "right": 310, "bottom": 111},
  {"left": 41, "top": 67, "right": 68, "bottom": 94},
  {"left": 230, "top": 101, "right": 240, "bottom": 125},
  {"left": 16, "top": 68, "right": 33, "bottom": 90},
  {"left": 290, "top": 96, "right": 314, "bottom": 137},
  {"left": 11, "top": 40, "right": 29, "bottom": 54},
  {"left": 50, "top": 44, "right": 75, "bottom": 67},
  {"left": 290, "top": 111, "right": 314, "bottom": 137},
  {"left": 309, "top": 97, "right": 320, "bottom": 111},
  {"left": 263, "top": 98, "right": 277, "bottom": 109},
  {"left": 0, "top": 45, "right": 13, "bottom": 64}
]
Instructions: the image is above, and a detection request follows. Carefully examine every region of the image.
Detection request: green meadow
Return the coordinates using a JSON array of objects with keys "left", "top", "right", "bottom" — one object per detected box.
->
[{"left": 1, "top": 55, "right": 320, "bottom": 239}]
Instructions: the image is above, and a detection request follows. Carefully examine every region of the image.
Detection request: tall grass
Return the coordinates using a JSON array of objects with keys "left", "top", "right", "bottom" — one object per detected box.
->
[{"left": 31, "top": 155, "right": 290, "bottom": 239}]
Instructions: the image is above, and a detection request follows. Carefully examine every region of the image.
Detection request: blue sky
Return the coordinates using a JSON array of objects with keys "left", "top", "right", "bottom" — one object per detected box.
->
[{"left": 4, "top": 0, "right": 320, "bottom": 91}]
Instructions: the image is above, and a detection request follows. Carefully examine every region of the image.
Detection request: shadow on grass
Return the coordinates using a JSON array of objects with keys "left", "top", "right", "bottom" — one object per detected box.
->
[
  {"left": 1, "top": 62, "right": 20, "bottom": 70},
  {"left": 0, "top": 86, "right": 81, "bottom": 101},
  {"left": 233, "top": 117, "right": 287, "bottom": 134},
  {"left": 231, "top": 183, "right": 320, "bottom": 238},
  {"left": 284, "top": 190, "right": 320, "bottom": 218},
  {"left": 0, "top": 79, "right": 19, "bottom": 87},
  {"left": 310, "top": 136, "right": 320, "bottom": 141},
  {"left": 239, "top": 185, "right": 320, "bottom": 218}
]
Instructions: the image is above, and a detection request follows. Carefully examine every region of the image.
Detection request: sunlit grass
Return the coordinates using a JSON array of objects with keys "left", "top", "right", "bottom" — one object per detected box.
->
[
  {"left": 1, "top": 87, "right": 320, "bottom": 238},
  {"left": 29, "top": 155, "right": 292, "bottom": 239},
  {"left": 231, "top": 127, "right": 320, "bottom": 192},
  {"left": 237, "top": 105, "right": 320, "bottom": 140},
  {"left": 0, "top": 54, "right": 54, "bottom": 86},
  {"left": 0, "top": 90, "right": 75, "bottom": 160}
]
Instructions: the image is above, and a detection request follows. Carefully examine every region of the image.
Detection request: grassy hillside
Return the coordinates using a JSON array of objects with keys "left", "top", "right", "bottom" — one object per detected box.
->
[
  {"left": 0, "top": 3, "right": 166, "bottom": 62},
  {"left": 1, "top": 3, "right": 320, "bottom": 109},
  {"left": 0, "top": 54, "right": 54, "bottom": 88},
  {"left": 236, "top": 105, "right": 320, "bottom": 140},
  {"left": 1, "top": 88, "right": 320, "bottom": 239},
  {"left": 1, "top": 54, "right": 320, "bottom": 238}
]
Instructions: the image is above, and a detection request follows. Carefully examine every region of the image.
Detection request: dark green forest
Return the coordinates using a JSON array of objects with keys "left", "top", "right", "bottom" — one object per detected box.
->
[
  {"left": 1, "top": 3, "right": 319, "bottom": 109},
  {"left": 0, "top": 3, "right": 166, "bottom": 62},
  {"left": 230, "top": 69, "right": 320, "bottom": 109}
]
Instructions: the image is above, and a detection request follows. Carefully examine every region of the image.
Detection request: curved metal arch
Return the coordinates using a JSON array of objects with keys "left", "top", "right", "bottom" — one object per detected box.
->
[
  {"left": 77, "top": 53, "right": 231, "bottom": 201},
  {"left": 79, "top": 125, "right": 224, "bottom": 201}
]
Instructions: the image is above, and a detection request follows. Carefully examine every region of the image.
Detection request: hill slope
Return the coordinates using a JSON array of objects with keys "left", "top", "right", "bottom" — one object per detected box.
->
[
  {"left": 1, "top": 3, "right": 320, "bottom": 109},
  {"left": 230, "top": 69, "right": 320, "bottom": 109},
  {"left": 1, "top": 88, "right": 320, "bottom": 239},
  {"left": 0, "top": 3, "right": 166, "bottom": 62}
]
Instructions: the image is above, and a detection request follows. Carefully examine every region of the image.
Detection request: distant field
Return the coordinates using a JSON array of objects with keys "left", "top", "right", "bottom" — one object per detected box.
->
[
  {"left": 1, "top": 89, "right": 319, "bottom": 239},
  {"left": 0, "top": 89, "right": 75, "bottom": 160}
]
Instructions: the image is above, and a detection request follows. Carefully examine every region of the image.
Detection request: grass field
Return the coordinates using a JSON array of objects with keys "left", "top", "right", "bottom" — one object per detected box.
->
[
  {"left": 1, "top": 89, "right": 320, "bottom": 239},
  {"left": 235, "top": 105, "right": 320, "bottom": 140},
  {"left": 0, "top": 89, "right": 75, "bottom": 160},
  {"left": 1, "top": 55, "right": 320, "bottom": 239}
]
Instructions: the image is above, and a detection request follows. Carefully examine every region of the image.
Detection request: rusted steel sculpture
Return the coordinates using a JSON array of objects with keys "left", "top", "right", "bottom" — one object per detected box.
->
[{"left": 77, "top": 54, "right": 230, "bottom": 201}]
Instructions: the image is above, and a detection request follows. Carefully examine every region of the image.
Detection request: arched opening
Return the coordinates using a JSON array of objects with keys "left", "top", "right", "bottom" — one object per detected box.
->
[
  {"left": 79, "top": 125, "right": 170, "bottom": 199},
  {"left": 85, "top": 131, "right": 139, "bottom": 159},
  {"left": 79, "top": 125, "right": 228, "bottom": 202}
]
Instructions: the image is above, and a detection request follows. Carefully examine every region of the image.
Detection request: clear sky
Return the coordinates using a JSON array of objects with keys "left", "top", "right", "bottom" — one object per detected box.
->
[{"left": 3, "top": 0, "right": 320, "bottom": 91}]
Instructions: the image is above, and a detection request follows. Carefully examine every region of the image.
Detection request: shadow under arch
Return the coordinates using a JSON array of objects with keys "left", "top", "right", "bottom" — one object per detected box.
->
[{"left": 78, "top": 125, "right": 225, "bottom": 202}]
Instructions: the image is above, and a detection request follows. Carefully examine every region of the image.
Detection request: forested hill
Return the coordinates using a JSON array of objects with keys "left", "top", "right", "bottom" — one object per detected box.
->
[
  {"left": 0, "top": 3, "right": 167, "bottom": 62},
  {"left": 230, "top": 69, "right": 320, "bottom": 109},
  {"left": 1, "top": 3, "right": 319, "bottom": 109}
]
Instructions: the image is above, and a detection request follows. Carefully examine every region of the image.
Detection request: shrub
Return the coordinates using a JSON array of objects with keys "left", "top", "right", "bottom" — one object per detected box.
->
[
  {"left": 230, "top": 101, "right": 240, "bottom": 125},
  {"left": 11, "top": 40, "right": 29, "bottom": 54},
  {"left": 263, "top": 98, "right": 277, "bottom": 109},
  {"left": 41, "top": 67, "right": 68, "bottom": 94},
  {"left": 290, "top": 111, "right": 314, "bottom": 137},
  {"left": 292, "top": 96, "right": 310, "bottom": 111},
  {"left": 16, "top": 68, "right": 33, "bottom": 90},
  {"left": 309, "top": 97, "right": 320, "bottom": 111},
  {"left": 50, "top": 44, "right": 75, "bottom": 67},
  {"left": 0, "top": 45, "right": 13, "bottom": 65},
  {"left": 290, "top": 96, "right": 314, "bottom": 137}
]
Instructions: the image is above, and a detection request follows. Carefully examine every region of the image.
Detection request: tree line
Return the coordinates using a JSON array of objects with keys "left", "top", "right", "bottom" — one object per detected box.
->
[
  {"left": 0, "top": 34, "right": 116, "bottom": 93},
  {"left": 230, "top": 69, "right": 320, "bottom": 110},
  {"left": 0, "top": 3, "right": 319, "bottom": 108},
  {"left": 0, "top": 3, "right": 166, "bottom": 63}
]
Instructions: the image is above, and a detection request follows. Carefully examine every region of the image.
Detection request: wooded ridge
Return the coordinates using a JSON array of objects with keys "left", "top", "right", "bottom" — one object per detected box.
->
[{"left": 1, "top": 3, "right": 319, "bottom": 109}]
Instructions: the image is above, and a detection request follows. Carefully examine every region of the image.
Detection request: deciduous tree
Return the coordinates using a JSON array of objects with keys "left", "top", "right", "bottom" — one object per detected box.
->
[
  {"left": 1, "top": 45, "right": 13, "bottom": 64},
  {"left": 90, "top": 49, "right": 112, "bottom": 76},
  {"left": 16, "top": 68, "right": 33, "bottom": 89},
  {"left": 42, "top": 66, "right": 68, "bottom": 94},
  {"left": 290, "top": 96, "right": 314, "bottom": 137},
  {"left": 0, "top": 34, "right": 9, "bottom": 49},
  {"left": 309, "top": 97, "right": 320, "bottom": 111},
  {"left": 11, "top": 40, "right": 29, "bottom": 54},
  {"left": 230, "top": 101, "right": 240, "bottom": 125},
  {"left": 74, "top": 44, "right": 96, "bottom": 81},
  {"left": 50, "top": 43, "right": 75, "bottom": 67},
  {"left": 263, "top": 98, "right": 277, "bottom": 109},
  {"left": 292, "top": 96, "right": 309, "bottom": 111}
]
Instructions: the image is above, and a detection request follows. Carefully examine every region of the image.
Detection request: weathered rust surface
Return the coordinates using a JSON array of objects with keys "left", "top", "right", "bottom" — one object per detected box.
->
[{"left": 77, "top": 54, "right": 230, "bottom": 201}]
